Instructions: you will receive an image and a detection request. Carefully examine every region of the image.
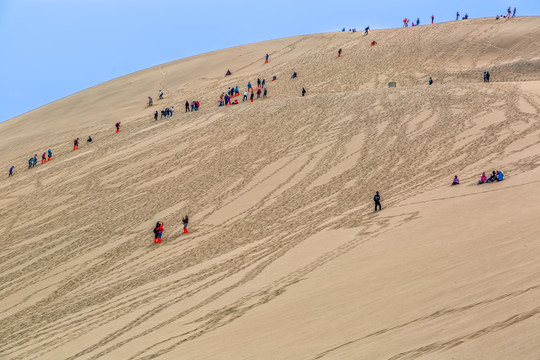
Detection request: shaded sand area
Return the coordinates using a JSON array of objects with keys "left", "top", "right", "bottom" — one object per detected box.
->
[{"left": 1, "top": 17, "right": 540, "bottom": 359}]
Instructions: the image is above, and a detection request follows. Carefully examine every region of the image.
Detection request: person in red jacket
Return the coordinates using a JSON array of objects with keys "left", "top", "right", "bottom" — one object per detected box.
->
[{"left": 154, "top": 221, "right": 164, "bottom": 243}]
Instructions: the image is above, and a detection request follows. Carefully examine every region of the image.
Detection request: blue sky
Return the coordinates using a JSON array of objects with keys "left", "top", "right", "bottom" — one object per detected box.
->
[{"left": 0, "top": 0, "right": 538, "bottom": 123}]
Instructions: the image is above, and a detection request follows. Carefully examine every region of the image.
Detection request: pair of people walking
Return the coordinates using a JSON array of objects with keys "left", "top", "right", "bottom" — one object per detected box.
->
[{"left": 153, "top": 215, "right": 189, "bottom": 243}]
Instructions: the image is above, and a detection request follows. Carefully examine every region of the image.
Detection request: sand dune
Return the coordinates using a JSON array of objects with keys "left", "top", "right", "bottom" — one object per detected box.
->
[{"left": 1, "top": 17, "right": 540, "bottom": 359}]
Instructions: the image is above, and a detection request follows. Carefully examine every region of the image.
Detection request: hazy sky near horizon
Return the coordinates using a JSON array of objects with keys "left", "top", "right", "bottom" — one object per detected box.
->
[{"left": 1, "top": 0, "right": 539, "bottom": 123}]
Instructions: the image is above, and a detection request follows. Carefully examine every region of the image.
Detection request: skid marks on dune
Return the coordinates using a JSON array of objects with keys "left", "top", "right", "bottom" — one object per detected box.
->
[
  {"left": 2, "top": 26, "right": 540, "bottom": 359},
  {"left": 313, "top": 284, "right": 540, "bottom": 359}
]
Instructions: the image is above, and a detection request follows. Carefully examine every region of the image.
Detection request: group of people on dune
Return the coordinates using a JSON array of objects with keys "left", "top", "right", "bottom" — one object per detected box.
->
[
  {"left": 153, "top": 216, "right": 189, "bottom": 243},
  {"left": 451, "top": 170, "right": 504, "bottom": 186}
]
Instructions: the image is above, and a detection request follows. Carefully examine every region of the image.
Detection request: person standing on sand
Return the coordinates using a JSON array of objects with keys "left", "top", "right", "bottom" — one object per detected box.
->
[
  {"left": 429, "top": 77, "right": 433, "bottom": 85},
  {"left": 243, "top": 90, "right": 248, "bottom": 102},
  {"left": 185, "top": 101, "right": 190, "bottom": 112},
  {"left": 265, "top": 53, "right": 269, "bottom": 63},
  {"left": 250, "top": 91, "right": 254, "bottom": 102},
  {"left": 338, "top": 48, "right": 342, "bottom": 57},
  {"left": 73, "top": 138, "right": 79, "bottom": 150},
  {"left": 154, "top": 110, "right": 158, "bottom": 120},
  {"left": 182, "top": 215, "right": 189, "bottom": 233},
  {"left": 48, "top": 148, "right": 52, "bottom": 161},
  {"left": 374, "top": 191, "right": 382, "bottom": 212},
  {"left": 9, "top": 166, "right": 14, "bottom": 177},
  {"left": 115, "top": 122, "right": 121, "bottom": 133},
  {"left": 154, "top": 221, "right": 164, "bottom": 243},
  {"left": 41, "top": 152, "right": 47, "bottom": 164},
  {"left": 456, "top": 12, "right": 460, "bottom": 20},
  {"left": 302, "top": 87, "right": 306, "bottom": 97},
  {"left": 263, "top": 88, "right": 267, "bottom": 98}
]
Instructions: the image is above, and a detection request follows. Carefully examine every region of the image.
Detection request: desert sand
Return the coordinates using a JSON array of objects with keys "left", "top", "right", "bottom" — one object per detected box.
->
[{"left": 1, "top": 17, "right": 540, "bottom": 359}]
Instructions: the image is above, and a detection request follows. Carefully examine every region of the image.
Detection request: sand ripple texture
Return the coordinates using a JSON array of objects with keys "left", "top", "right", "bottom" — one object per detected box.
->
[{"left": 1, "top": 18, "right": 540, "bottom": 360}]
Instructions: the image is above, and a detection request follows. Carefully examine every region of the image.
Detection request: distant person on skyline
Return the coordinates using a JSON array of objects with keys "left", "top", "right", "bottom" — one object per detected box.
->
[
  {"left": 416, "top": 18, "right": 419, "bottom": 26},
  {"left": 374, "top": 191, "right": 382, "bottom": 211},
  {"left": 364, "top": 26, "right": 370, "bottom": 35},
  {"left": 431, "top": 15, "right": 434, "bottom": 24},
  {"left": 456, "top": 12, "right": 460, "bottom": 20},
  {"left": 513, "top": 7, "right": 516, "bottom": 17},
  {"left": 8, "top": 166, "right": 14, "bottom": 177}
]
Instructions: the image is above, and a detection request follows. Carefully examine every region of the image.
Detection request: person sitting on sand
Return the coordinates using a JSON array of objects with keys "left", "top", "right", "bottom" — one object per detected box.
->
[
  {"left": 451, "top": 175, "right": 460, "bottom": 185},
  {"left": 478, "top": 172, "right": 487, "bottom": 184},
  {"left": 226, "top": 70, "right": 232, "bottom": 76},
  {"left": 370, "top": 41, "right": 377, "bottom": 46},
  {"left": 487, "top": 171, "right": 497, "bottom": 183},
  {"left": 87, "top": 136, "right": 93, "bottom": 142},
  {"left": 497, "top": 170, "right": 504, "bottom": 181},
  {"left": 291, "top": 72, "right": 297, "bottom": 79},
  {"left": 148, "top": 96, "right": 153, "bottom": 106},
  {"left": 272, "top": 75, "right": 277, "bottom": 81}
]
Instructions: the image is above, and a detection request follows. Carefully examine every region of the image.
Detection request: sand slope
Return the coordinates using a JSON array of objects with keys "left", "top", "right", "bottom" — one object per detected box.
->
[{"left": 1, "top": 17, "right": 540, "bottom": 359}]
